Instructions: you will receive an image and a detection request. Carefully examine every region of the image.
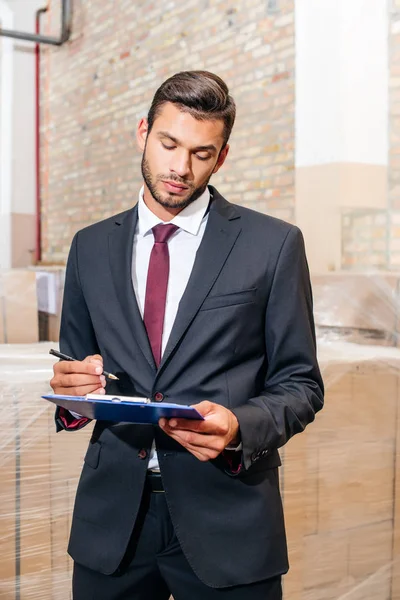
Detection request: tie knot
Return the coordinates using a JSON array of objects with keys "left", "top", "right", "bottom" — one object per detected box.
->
[{"left": 152, "top": 223, "right": 179, "bottom": 244}]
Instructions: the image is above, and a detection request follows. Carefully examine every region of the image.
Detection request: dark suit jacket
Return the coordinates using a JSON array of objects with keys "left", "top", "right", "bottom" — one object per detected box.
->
[{"left": 56, "top": 186, "right": 324, "bottom": 588}]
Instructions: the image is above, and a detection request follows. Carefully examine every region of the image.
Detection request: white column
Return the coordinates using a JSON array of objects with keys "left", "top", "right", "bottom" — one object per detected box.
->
[
  {"left": 295, "top": 0, "right": 389, "bottom": 272},
  {"left": 0, "top": 0, "right": 13, "bottom": 269}
]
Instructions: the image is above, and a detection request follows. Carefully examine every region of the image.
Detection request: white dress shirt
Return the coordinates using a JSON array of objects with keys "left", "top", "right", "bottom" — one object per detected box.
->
[{"left": 133, "top": 186, "right": 210, "bottom": 469}]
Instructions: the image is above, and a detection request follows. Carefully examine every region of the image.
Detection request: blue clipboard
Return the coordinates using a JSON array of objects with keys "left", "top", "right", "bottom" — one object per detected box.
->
[{"left": 42, "top": 393, "right": 204, "bottom": 424}]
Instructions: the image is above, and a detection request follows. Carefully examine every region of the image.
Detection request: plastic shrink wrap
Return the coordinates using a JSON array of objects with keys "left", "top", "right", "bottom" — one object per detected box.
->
[
  {"left": 0, "top": 343, "right": 93, "bottom": 600},
  {"left": 1, "top": 272, "right": 400, "bottom": 599}
]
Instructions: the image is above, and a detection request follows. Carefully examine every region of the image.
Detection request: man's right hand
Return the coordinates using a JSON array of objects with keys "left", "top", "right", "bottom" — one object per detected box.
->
[{"left": 50, "top": 354, "right": 106, "bottom": 396}]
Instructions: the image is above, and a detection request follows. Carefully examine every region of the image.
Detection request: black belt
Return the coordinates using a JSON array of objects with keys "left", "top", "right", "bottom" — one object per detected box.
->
[{"left": 146, "top": 471, "right": 165, "bottom": 493}]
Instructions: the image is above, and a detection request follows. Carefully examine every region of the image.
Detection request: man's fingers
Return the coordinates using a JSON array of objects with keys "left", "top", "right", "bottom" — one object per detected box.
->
[
  {"left": 84, "top": 354, "right": 103, "bottom": 365},
  {"left": 159, "top": 421, "right": 226, "bottom": 453},
  {"left": 191, "top": 400, "right": 214, "bottom": 416},
  {"left": 158, "top": 423, "right": 213, "bottom": 460},
  {"left": 55, "top": 360, "right": 103, "bottom": 376},
  {"left": 56, "top": 373, "right": 103, "bottom": 388},
  {"left": 166, "top": 418, "right": 205, "bottom": 431},
  {"left": 163, "top": 417, "right": 227, "bottom": 436},
  {"left": 51, "top": 353, "right": 106, "bottom": 396},
  {"left": 185, "top": 445, "right": 214, "bottom": 462},
  {"left": 177, "top": 431, "right": 225, "bottom": 453},
  {"left": 54, "top": 384, "right": 105, "bottom": 396},
  {"left": 169, "top": 436, "right": 220, "bottom": 462}
]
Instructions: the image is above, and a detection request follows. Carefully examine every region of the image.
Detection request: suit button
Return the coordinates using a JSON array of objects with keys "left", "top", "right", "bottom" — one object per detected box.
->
[
  {"left": 138, "top": 449, "right": 147, "bottom": 459},
  {"left": 154, "top": 392, "right": 164, "bottom": 402}
]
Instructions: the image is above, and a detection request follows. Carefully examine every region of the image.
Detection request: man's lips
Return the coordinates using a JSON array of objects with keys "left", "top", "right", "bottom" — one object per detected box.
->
[{"left": 162, "top": 180, "right": 189, "bottom": 193}]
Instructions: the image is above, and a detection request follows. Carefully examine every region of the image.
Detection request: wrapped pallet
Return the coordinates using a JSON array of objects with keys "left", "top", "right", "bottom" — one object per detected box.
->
[
  {"left": 282, "top": 341, "right": 400, "bottom": 600},
  {"left": 0, "top": 343, "right": 92, "bottom": 600},
  {"left": 2, "top": 308, "right": 400, "bottom": 598}
]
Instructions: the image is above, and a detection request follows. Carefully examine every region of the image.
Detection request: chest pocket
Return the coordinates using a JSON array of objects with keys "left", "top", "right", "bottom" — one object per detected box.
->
[{"left": 200, "top": 288, "right": 257, "bottom": 311}]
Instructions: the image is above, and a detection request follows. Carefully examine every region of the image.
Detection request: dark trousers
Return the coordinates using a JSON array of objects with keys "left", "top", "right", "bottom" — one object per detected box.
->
[{"left": 73, "top": 485, "right": 282, "bottom": 600}]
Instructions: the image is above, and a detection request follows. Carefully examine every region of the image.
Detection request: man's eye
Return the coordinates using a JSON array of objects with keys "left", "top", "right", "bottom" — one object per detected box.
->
[
  {"left": 196, "top": 154, "right": 210, "bottom": 161},
  {"left": 162, "top": 143, "right": 175, "bottom": 150}
]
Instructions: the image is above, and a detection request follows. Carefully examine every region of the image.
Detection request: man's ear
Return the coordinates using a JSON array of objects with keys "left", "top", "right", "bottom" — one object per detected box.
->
[
  {"left": 136, "top": 117, "right": 148, "bottom": 151},
  {"left": 213, "top": 144, "right": 230, "bottom": 174}
]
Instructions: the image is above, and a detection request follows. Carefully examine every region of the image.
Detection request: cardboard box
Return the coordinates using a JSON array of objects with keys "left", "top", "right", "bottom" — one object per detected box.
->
[
  {"left": 282, "top": 342, "right": 400, "bottom": 599},
  {"left": 0, "top": 343, "right": 92, "bottom": 599},
  {"left": 2, "top": 341, "right": 400, "bottom": 599},
  {"left": 0, "top": 270, "right": 38, "bottom": 344}
]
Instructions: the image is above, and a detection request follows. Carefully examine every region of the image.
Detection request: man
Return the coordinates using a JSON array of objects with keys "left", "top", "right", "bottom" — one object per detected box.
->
[{"left": 50, "top": 70, "right": 323, "bottom": 600}]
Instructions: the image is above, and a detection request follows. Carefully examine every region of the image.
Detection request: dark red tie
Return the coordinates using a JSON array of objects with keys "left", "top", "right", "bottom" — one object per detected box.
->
[{"left": 143, "top": 223, "right": 179, "bottom": 367}]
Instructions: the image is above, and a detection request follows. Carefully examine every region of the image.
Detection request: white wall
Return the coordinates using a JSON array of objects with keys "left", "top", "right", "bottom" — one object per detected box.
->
[
  {"left": 0, "top": 0, "right": 13, "bottom": 269},
  {"left": 295, "top": 0, "right": 389, "bottom": 272},
  {"left": 1, "top": 0, "right": 45, "bottom": 267},
  {"left": 296, "top": 0, "right": 389, "bottom": 167},
  {"left": 9, "top": 0, "right": 43, "bottom": 215}
]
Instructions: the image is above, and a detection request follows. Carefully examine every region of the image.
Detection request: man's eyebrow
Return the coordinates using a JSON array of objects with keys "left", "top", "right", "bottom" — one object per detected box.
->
[
  {"left": 157, "top": 131, "right": 217, "bottom": 153},
  {"left": 158, "top": 131, "right": 179, "bottom": 144},
  {"left": 193, "top": 144, "right": 218, "bottom": 153}
]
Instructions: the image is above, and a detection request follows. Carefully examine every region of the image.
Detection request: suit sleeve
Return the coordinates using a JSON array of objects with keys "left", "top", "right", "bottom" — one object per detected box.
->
[
  {"left": 55, "top": 231, "right": 100, "bottom": 432},
  {"left": 231, "top": 226, "right": 324, "bottom": 470}
]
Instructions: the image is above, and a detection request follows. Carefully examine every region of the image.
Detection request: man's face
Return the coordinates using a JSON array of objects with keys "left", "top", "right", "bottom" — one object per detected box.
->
[{"left": 137, "top": 102, "right": 229, "bottom": 211}]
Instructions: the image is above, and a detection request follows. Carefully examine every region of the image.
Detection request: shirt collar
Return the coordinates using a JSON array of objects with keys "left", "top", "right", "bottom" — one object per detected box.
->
[{"left": 137, "top": 185, "right": 211, "bottom": 238}]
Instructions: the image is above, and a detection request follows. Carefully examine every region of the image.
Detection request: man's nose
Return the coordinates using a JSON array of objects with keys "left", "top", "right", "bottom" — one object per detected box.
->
[{"left": 169, "top": 150, "right": 191, "bottom": 178}]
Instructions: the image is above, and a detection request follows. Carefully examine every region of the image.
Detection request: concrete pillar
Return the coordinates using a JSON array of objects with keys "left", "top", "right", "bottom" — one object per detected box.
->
[{"left": 295, "top": 0, "right": 389, "bottom": 272}]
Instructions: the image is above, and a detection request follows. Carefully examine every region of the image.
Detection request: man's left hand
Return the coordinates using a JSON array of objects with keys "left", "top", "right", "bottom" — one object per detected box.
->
[{"left": 159, "top": 401, "right": 240, "bottom": 462}]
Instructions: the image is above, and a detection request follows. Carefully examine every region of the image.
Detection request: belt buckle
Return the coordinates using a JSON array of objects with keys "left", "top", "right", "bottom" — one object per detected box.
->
[{"left": 147, "top": 471, "right": 165, "bottom": 493}]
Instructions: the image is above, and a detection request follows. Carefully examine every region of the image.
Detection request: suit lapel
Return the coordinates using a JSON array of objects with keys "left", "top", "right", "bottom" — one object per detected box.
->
[
  {"left": 108, "top": 206, "right": 156, "bottom": 371},
  {"left": 158, "top": 189, "right": 242, "bottom": 373}
]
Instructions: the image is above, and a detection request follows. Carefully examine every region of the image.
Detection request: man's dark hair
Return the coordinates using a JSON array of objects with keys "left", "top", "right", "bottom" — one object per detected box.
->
[{"left": 147, "top": 70, "right": 236, "bottom": 147}]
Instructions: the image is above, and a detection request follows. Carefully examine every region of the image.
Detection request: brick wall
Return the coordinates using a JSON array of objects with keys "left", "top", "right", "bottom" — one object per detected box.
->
[
  {"left": 341, "top": 209, "right": 389, "bottom": 269},
  {"left": 40, "top": 0, "right": 294, "bottom": 263}
]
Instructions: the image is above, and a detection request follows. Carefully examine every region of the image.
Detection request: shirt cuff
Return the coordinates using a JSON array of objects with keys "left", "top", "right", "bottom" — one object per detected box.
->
[
  {"left": 58, "top": 407, "right": 90, "bottom": 430},
  {"left": 221, "top": 447, "right": 243, "bottom": 474},
  {"left": 224, "top": 441, "right": 243, "bottom": 451}
]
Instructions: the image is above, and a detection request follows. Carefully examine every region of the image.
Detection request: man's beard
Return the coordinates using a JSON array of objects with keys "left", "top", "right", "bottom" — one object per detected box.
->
[{"left": 141, "top": 154, "right": 211, "bottom": 210}]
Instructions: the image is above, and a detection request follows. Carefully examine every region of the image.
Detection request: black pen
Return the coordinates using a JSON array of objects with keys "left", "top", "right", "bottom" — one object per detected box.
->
[{"left": 49, "top": 349, "right": 119, "bottom": 381}]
